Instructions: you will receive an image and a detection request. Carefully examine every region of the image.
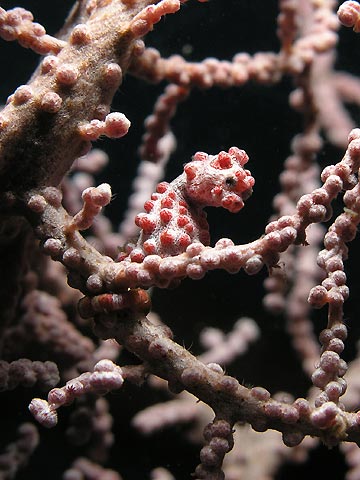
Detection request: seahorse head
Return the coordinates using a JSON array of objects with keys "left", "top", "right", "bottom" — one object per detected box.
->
[{"left": 183, "top": 147, "right": 255, "bottom": 212}]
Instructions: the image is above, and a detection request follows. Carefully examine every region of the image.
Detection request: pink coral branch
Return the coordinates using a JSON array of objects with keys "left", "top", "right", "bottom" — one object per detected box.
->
[
  {"left": 0, "top": 7, "right": 66, "bottom": 54},
  {"left": 29, "top": 359, "right": 124, "bottom": 428}
]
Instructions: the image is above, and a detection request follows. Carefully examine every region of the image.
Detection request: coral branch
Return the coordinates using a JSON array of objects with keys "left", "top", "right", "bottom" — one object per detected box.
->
[
  {"left": 29, "top": 359, "right": 124, "bottom": 428},
  {"left": 0, "top": 7, "right": 65, "bottom": 54}
]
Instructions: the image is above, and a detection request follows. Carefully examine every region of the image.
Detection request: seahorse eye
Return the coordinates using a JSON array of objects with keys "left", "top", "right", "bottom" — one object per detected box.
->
[{"left": 225, "top": 176, "right": 236, "bottom": 186}]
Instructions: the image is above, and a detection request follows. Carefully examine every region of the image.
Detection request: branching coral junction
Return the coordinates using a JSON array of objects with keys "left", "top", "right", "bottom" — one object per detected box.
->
[{"left": 2, "top": 0, "right": 360, "bottom": 479}]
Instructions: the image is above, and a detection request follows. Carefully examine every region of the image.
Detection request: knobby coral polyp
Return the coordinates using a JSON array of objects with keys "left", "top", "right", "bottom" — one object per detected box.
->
[{"left": 3, "top": 0, "right": 360, "bottom": 479}]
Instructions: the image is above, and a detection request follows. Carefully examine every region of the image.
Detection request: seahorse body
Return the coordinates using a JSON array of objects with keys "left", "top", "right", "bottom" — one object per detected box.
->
[{"left": 123, "top": 147, "right": 255, "bottom": 262}]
